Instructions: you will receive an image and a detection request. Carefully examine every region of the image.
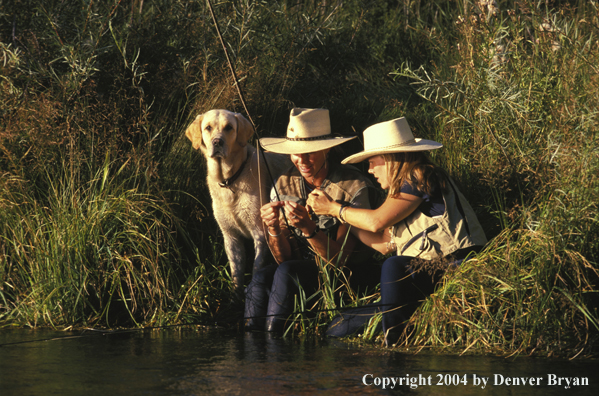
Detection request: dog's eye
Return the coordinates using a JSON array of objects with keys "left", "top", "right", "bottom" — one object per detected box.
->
[
  {"left": 204, "top": 125, "right": 212, "bottom": 132},
  {"left": 224, "top": 124, "right": 233, "bottom": 131}
]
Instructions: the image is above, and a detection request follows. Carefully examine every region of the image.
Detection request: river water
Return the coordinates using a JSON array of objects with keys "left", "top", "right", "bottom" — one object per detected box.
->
[{"left": 0, "top": 328, "right": 597, "bottom": 395}]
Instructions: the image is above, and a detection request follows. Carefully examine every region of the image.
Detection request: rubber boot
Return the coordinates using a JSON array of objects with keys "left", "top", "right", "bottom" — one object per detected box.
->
[{"left": 265, "top": 314, "right": 286, "bottom": 333}]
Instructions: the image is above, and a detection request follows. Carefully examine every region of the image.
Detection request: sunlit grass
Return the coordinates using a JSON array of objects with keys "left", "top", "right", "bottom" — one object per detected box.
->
[
  {"left": 1, "top": 0, "right": 597, "bottom": 357},
  {"left": 391, "top": 0, "right": 599, "bottom": 356}
]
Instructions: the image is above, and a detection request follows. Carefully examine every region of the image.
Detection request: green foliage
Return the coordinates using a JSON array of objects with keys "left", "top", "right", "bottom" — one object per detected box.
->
[
  {"left": 393, "top": 0, "right": 599, "bottom": 356},
  {"left": 1, "top": 0, "right": 598, "bottom": 357}
]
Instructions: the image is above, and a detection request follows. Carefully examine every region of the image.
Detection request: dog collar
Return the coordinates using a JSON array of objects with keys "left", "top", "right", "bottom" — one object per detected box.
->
[{"left": 219, "top": 153, "right": 251, "bottom": 188}]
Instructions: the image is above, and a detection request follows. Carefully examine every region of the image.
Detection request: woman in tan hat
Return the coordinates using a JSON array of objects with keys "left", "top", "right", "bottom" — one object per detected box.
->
[
  {"left": 308, "top": 117, "right": 487, "bottom": 345},
  {"left": 244, "top": 108, "right": 377, "bottom": 333}
]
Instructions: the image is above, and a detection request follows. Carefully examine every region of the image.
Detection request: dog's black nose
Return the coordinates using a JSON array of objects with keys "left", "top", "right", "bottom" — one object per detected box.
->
[{"left": 212, "top": 138, "right": 224, "bottom": 147}]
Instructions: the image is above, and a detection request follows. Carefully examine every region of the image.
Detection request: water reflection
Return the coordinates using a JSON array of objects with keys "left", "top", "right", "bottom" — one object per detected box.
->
[
  {"left": 163, "top": 332, "right": 388, "bottom": 395},
  {"left": 0, "top": 328, "right": 598, "bottom": 395}
]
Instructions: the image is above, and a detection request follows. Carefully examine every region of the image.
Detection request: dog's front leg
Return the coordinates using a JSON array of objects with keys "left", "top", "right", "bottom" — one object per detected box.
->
[
  {"left": 252, "top": 234, "right": 268, "bottom": 274},
  {"left": 223, "top": 233, "right": 246, "bottom": 297}
]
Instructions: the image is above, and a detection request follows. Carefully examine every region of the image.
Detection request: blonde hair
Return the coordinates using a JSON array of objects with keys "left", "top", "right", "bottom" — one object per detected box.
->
[{"left": 382, "top": 152, "right": 448, "bottom": 197}]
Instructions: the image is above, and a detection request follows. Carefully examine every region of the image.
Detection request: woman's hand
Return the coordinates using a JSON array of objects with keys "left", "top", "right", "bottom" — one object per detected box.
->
[
  {"left": 307, "top": 190, "right": 339, "bottom": 217},
  {"left": 283, "top": 200, "right": 316, "bottom": 236}
]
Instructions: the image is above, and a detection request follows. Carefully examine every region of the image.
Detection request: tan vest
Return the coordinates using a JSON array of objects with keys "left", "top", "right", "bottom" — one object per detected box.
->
[{"left": 392, "top": 178, "right": 487, "bottom": 260}]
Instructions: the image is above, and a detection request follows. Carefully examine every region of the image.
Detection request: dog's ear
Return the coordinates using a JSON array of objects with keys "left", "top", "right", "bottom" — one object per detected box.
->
[
  {"left": 235, "top": 113, "right": 254, "bottom": 147},
  {"left": 185, "top": 114, "right": 205, "bottom": 151}
]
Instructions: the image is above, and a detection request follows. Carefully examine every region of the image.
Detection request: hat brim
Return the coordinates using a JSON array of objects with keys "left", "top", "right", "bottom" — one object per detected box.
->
[
  {"left": 260, "top": 136, "right": 356, "bottom": 154},
  {"left": 341, "top": 139, "right": 442, "bottom": 164}
]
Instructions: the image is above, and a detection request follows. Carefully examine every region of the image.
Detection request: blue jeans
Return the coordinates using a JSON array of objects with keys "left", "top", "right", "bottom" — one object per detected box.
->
[
  {"left": 326, "top": 246, "right": 482, "bottom": 344},
  {"left": 380, "top": 246, "right": 481, "bottom": 345},
  {"left": 244, "top": 259, "right": 379, "bottom": 332},
  {"left": 244, "top": 260, "right": 319, "bottom": 332}
]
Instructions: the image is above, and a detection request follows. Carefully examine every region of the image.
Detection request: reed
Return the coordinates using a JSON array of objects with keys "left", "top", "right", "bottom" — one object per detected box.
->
[
  {"left": 283, "top": 231, "right": 382, "bottom": 337},
  {"left": 1, "top": 161, "right": 175, "bottom": 325},
  {"left": 1, "top": 0, "right": 597, "bottom": 357},
  {"left": 392, "top": 0, "right": 599, "bottom": 356}
]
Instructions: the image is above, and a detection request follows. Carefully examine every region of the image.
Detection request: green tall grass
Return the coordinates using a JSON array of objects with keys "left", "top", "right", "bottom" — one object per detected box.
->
[
  {"left": 392, "top": 0, "right": 599, "bottom": 356},
  {"left": 1, "top": 0, "right": 597, "bottom": 357}
]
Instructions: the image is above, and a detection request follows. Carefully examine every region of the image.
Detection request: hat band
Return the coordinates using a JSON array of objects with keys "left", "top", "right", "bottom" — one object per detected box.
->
[
  {"left": 286, "top": 134, "right": 333, "bottom": 142},
  {"left": 367, "top": 138, "right": 416, "bottom": 151}
]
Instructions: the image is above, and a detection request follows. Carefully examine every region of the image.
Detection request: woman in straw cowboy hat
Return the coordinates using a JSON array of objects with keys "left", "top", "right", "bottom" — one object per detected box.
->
[
  {"left": 244, "top": 108, "right": 378, "bottom": 333},
  {"left": 308, "top": 117, "right": 487, "bottom": 345}
]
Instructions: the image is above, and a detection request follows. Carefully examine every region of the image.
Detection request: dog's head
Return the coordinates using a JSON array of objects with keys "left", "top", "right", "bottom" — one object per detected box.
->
[{"left": 185, "top": 109, "right": 254, "bottom": 159}]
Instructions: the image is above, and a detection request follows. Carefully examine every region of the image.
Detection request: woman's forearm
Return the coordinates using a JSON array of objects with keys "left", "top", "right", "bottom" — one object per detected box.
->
[
  {"left": 341, "top": 195, "right": 423, "bottom": 233},
  {"left": 309, "top": 191, "right": 422, "bottom": 233}
]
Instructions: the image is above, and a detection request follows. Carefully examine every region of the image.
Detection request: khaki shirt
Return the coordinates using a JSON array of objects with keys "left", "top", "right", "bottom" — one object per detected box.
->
[{"left": 273, "top": 164, "right": 375, "bottom": 262}]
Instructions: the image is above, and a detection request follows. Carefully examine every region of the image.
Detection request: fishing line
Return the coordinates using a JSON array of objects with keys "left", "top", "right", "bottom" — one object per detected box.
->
[
  {"left": 206, "top": 0, "right": 291, "bottom": 239},
  {"left": 242, "top": 303, "right": 391, "bottom": 321},
  {"left": 0, "top": 322, "right": 212, "bottom": 347},
  {"left": 209, "top": 3, "right": 366, "bottom": 318}
]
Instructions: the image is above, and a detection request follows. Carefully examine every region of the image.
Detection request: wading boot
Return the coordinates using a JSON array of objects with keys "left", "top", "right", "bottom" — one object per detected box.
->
[{"left": 265, "top": 315, "right": 286, "bottom": 333}]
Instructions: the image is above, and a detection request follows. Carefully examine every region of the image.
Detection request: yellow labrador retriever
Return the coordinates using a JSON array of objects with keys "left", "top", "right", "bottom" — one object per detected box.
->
[{"left": 185, "top": 109, "right": 290, "bottom": 294}]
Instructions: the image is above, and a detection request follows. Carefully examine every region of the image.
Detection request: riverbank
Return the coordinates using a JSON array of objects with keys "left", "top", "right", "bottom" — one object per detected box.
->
[{"left": 1, "top": 1, "right": 597, "bottom": 357}]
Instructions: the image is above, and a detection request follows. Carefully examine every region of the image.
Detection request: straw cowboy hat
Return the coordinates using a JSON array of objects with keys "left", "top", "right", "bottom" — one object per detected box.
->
[
  {"left": 260, "top": 108, "right": 355, "bottom": 154},
  {"left": 341, "top": 117, "right": 442, "bottom": 164}
]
